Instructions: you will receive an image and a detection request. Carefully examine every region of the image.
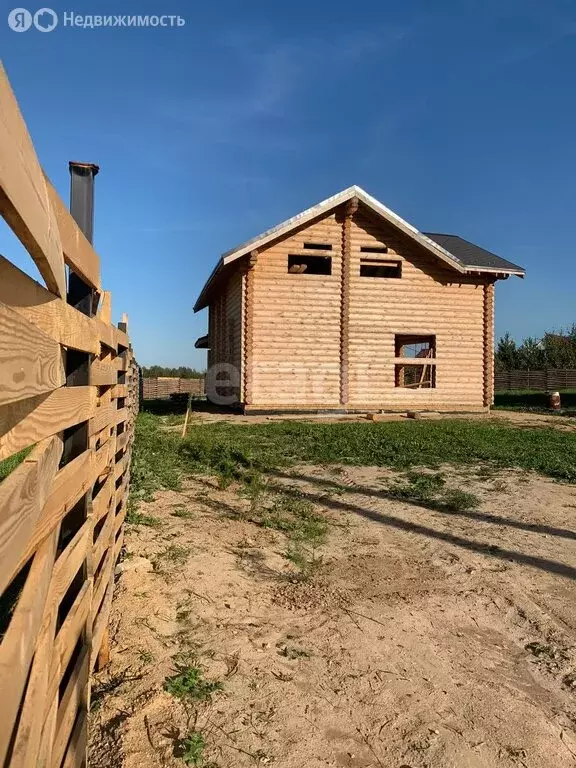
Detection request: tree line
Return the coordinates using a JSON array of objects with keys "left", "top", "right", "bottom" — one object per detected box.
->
[
  {"left": 141, "top": 366, "right": 204, "bottom": 379},
  {"left": 495, "top": 326, "right": 576, "bottom": 370}
]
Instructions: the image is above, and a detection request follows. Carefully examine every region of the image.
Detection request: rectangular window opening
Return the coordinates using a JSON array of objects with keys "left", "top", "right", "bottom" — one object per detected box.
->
[
  {"left": 395, "top": 334, "right": 436, "bottom": 359},
  {"left": 288, "top": 254, "right": 332, "bottom": 275},
  {"left": 394, "top": 334, "right": 436, "bottom": 389},
  {"left": 395, "top": 364, "right": 436, "bottom": 389},
  {"left": 360, "top": 245, "right": 389, "bottom": 253},
  {"left": 303, "top": 242, "right": 332, "bottom": 251},
  {"left": 360, "top": 259, "right": 401, "bottom": 278}
]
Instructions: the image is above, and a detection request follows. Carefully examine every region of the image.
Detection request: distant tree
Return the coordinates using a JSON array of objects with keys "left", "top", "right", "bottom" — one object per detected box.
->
[
  {"left": 495, "top": 326, "right": 576, "bottom": 370},
  {"left": 142, "top": 366, "right": 204, "bottom": 379},
  {"left": 516, "top": 337, "right": 546, "bottom": 370},
  {"left": 495, "top": 333, "right": 519, "bottom": 371}
]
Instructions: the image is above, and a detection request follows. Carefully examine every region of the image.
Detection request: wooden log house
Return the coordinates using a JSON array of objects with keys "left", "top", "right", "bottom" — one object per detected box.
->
[{"left": 194, "top": 186, "right": 524, "bottom": 413}]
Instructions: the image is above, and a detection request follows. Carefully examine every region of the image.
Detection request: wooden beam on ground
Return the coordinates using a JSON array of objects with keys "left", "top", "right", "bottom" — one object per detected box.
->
[{"left": 0, "top": 64, "right": 66, "bottom": 298}]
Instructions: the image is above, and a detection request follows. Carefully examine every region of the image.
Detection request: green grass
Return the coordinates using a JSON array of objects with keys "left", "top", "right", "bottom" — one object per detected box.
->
[
  {"left": 130, "top": 412, "right": 184, "bottom": 506},
  {"left": 388, "top": 470, "right": 481, "bottom": 512},
  {"left": 0, "top": 448, "right": 31, "bottom": 483},
  {"left": 125, "top": 510, "right": 163, "bottom": 527},
  {"left": 178, "top": 732, "right": 207, "bottom": 766},
  {"left": 164, "top": 666, "right": 223, "bottom": 701},
  {"left": 179, "top": 419, "right": 576, "bottom": 481},
  {"left": 154, "top": 545, "right": 190, "bottom": 569}
]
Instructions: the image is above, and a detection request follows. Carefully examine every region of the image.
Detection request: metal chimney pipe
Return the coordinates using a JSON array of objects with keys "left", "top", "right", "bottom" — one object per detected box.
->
[{"left": 68, "top": 161, "right": 99, "bottom": 244}]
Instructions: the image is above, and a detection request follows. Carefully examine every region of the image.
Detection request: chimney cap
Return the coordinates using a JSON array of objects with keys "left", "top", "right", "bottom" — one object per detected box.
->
[{"left": 69, "top": 161, "right": 99, "bottom": 175}]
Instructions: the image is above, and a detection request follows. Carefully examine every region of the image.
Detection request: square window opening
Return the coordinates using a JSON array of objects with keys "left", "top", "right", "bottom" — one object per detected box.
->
[
  {"left": 288, "top": 254, "right": 332, "bottom": 275},
  {"left": 360, "top": 259, "right": 401, "bottom": 278},
  {"left": 395, "top": 364, "right": 436, "bottom": 389}
]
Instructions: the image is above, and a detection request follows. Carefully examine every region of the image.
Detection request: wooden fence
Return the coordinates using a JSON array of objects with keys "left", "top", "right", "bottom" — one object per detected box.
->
[
  {"left": 143, "top": 376, "right": 205, "bottom": 400},
  {"left": 494, "top": 369, "right": 576, "bottom": 391},
  {"left": 0, "top": 64, "right": 137, "bottom": 767}
]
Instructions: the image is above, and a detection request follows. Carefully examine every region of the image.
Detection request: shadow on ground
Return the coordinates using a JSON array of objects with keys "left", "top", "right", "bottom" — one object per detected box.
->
[{"left": 269, "top": 469, "right": 576, "bottom": 581}]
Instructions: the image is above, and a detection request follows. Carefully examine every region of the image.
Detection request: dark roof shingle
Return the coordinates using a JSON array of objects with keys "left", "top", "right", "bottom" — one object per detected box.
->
[{"left": 423, "top": 233, "right": 524, "bottom": 274}]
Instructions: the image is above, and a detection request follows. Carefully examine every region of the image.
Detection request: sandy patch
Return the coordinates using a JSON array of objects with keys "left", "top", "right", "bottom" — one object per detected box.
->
[{"left": 90, "top": 466, "right": 576, "bottom": 768}]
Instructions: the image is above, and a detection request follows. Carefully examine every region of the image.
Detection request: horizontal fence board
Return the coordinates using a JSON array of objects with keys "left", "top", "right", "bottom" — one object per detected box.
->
[
  {"left": 0, "top": 63, "right": 66, "bottom": 298},
  {"left": 0, "top": 257, "right": 99, "bottom": 353},
  {"left": 90, "top": 360, "right": 117, "bottom": 387},
  {"left": 0, "top": 386, "right": 97, "bottom": 460},
  {"left": 0, "top": 301, "right": 65, "bottom": 406}
]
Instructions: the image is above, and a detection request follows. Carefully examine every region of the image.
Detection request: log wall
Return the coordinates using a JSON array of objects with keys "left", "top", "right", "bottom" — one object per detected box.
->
[
  {"left": 250, "top": 214, "right": 343, "bottom": 406},
  {"left": 0, "top": 64, "right": 137, "bottom": 767},
  {"left": 346, "top": 211, "right": 489, "bottom": 411},
  {"left": 207, "top": 201, "right": 497, "bottom": 412}
]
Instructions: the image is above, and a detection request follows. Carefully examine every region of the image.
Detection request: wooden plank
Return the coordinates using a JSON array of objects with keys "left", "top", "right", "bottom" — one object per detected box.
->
[
  {"left": 115, "top": 326, "right": 130, "bottom": 349},
  {"left": 37, "top": 691, "right": 58, "bottom": 768},
  {"left": 0, "top": 257, "right": 99, "bottom": 354},
  {"left": 91, "top": 580, "right": 114, "bottom": 668},
  {"left": 0, "top": 531, "right": 58, "bottom": 767},
  {"left": 92, "top": 476, "right": 113, "bottom": 524},
  {"left": 0, "top": 386, "right": 97, "bottom": 460},
  {"left": 60, "top": 711, "right": 87, "bottom": 768},
  {"left": 98, "top": 290, "right": 111, "bottom": 324},
  {"left": 88, "top": 402, "right": 115, "bottom": 436},
  {"left": 9, "top": 605, "right": 59, "bottom": 768},
  {"left": 90, "top": 360, "right": 117, "bottom": 387},
  {"left": 0, "top": 434, "right": 62, "bottom": 594},
  {"left": 111, "top": 383, "right": 128, "bottom": 398},
  {"left": 0, "top": 301, "right": 65, "bottom": 406},
  {"left": 50, "top": 521, "right": 91, "bottom": 606},
  {"left": 94, "top": 316, "right": 117, "bottom": 351},
  {"left": 45, "top": 175, "right": 100, "bottom": 289},
  {"left": 47, "top": 581, "right": 91, "bottom": 706},
  {"left": 0, "top": 65, "right": 66, "bottom": 298},
  {"left": 50, "top": 648, "right": 89, "bottom": 768},
  {"left": 16, "top": 450, "right": 93, "bottom": 573},
  {"left": 92, "top": 510, "right": 115, "bottom": 568}
]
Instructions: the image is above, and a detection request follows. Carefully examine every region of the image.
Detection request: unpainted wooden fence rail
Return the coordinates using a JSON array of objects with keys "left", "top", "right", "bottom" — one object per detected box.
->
[
  {"left": 142, "top": 376, "right": 205, "bottom": 400},
  {"left": 0, "top": 63, "right": 137, "bottom": 767}
]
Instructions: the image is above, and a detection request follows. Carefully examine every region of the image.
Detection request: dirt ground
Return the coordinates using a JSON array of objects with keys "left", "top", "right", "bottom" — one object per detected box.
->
[{"left": 90, "top": 464, "right": 576, "bottom": 768}]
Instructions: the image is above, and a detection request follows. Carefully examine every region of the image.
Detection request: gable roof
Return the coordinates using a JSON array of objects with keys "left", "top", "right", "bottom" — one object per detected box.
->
[{"left": 194, "top": 185, "right": 524, "bottom": 311}]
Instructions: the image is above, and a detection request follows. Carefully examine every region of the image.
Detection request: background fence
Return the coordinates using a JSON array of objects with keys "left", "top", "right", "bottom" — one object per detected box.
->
[
  {"left": 494, "top": 369, "right": 576, "bottom": 391},
  {"left": 0, "top": 64, "right": 136, "bottom": 767},
  {"left": 143, "top": 376, "right": 205, "bottom": 399}
]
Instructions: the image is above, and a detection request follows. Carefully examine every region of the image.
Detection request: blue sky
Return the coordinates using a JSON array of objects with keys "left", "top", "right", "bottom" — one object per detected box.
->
[{"left": 1, "top": 0, "right": 575, "bottom": 368}]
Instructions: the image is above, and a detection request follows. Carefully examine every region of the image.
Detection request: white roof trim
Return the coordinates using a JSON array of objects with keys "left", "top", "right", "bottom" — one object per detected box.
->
[{"left": 221, "top": 185, "right": 467, "bottom": 273}]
